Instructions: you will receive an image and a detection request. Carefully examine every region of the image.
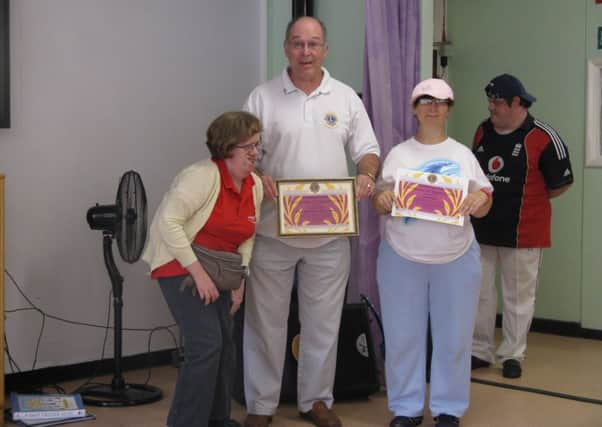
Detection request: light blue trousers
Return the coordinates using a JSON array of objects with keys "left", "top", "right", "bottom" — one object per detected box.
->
[{"left": 377, "top": 239, "right": 481, "bottom": 418}]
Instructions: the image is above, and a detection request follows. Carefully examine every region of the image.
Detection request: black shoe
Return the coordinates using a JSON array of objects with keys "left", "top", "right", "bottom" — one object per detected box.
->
[
  {"left": 434, "top": 414, "right": 460, "bottom": 426},
  {"left": 471, "top": 355, "right": 491, "bottom": 370},
  {"left": 210, "top": 419, "right": 242, "bottom": 427},
  {"left": 502, "top": 359, "right": 522, "bottom": 378},
  {"left": 389, "top": 415, "right": 423, "bottom": 427}
]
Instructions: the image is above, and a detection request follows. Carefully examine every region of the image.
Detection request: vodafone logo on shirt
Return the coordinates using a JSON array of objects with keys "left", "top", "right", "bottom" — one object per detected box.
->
[
  {"left": 486, "top": 156, "right": 511, "bottom": 183},
  {"left": 488, "top": 156, "right": 504, "bottom": 173}
]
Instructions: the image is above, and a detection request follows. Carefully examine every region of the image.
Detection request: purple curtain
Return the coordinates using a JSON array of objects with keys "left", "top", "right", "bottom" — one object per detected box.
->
[{"left": 348, "top": 0, "right": 421, "bottom": 367}]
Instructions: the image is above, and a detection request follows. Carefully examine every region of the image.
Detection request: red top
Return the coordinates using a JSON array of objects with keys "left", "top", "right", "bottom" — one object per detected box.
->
[{"left": 151, "top": 159, "right": 256, "bottom": 279}]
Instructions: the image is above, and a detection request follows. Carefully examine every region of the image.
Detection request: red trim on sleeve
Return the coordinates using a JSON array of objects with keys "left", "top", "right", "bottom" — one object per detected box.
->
[
  {"left": 472, "top": 126, "right": 485, "bottom": 150},
  {"left": 517, "top": 128, "right": 552, "bottom": 248}
]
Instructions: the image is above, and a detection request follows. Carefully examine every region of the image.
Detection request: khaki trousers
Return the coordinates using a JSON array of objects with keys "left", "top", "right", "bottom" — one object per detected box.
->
[
  {"left": 243, "top": 236, "right": 350, "bottom": 414},
  {"left": 472, "top": 245, "right": 543, "bottom": 363}
]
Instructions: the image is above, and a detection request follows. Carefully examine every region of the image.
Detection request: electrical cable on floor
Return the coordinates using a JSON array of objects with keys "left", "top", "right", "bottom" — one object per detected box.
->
[
  {"left": 4, "top": 268, "right": 179, "bottom": 394},
  {"left": 471, "top": 377, "right": 602, "bottom": 406},
  {"left": 4, "top": 331, "right": 21, "bottom": 373},
  {"left": 5, "top": 270, "right": 46, "bottom": 371},
  {"left": 71, "top": 289, "right": 114, "bottom": 393},
  {"left": 143, "top": 326, "right": 179, "bottom": 386}
]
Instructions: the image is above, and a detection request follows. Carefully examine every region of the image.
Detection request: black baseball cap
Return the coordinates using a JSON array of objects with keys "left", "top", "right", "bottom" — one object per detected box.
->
[{"left": 485, "top": 74, "right": 536, "bottom": 103}]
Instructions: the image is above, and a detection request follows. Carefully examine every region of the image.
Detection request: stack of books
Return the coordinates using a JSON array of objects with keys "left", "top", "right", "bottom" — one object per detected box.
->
[{"left": 10, "top": 393, "right": 95, "bottom": 427}]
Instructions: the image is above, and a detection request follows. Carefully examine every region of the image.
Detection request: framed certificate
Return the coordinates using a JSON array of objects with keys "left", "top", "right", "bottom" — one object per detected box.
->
[
  {"left": 276, "top": 178, "right": 358, "bottom": 237},
  {"left": 391, "top": 168, "right": 468, "bottom": 226}
]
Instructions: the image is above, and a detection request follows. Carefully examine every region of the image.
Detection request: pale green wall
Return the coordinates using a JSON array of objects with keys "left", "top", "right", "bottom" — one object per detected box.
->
[
  {"left": 266, "top": 1, "right": 289, "bottom": 79},
  {"left": 315, "top": 0, "right": 365, "bottom": 91},
  {"left": 582, "top": 2, "right": 602, "bottom": 329},
  {"left": 446, "top": 0, "right": 591, "bottom": 325},
  {"left": 420, "top": 0, "right": 434, "bottom": 80}
]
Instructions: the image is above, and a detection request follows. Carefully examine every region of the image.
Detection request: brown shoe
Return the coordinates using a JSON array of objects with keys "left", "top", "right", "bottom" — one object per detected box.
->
[
  {"left": 243, "top": 414, "right": 273, "bottom": 427},
  {"left": 300, "top": 401, "right": 342, "bottom": 427}
]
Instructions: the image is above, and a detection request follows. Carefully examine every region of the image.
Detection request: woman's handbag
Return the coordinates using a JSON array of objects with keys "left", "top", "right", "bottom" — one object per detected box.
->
[{"left": 180, "top": 243, "right": 246, "bottom": 294}]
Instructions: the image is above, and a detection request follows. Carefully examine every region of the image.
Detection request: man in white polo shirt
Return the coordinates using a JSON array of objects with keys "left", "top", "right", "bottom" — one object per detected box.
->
[{"left": 242, "top": 16, "right": 380, "bottom": 427}]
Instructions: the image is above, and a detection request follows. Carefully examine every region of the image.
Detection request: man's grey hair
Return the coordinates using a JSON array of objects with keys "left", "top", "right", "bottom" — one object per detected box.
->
[{"left": 284, "top": 16, "right": 328, "bottom": 43}]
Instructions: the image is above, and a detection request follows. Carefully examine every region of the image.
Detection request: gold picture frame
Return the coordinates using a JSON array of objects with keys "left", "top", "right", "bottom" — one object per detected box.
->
[
  {"left": 276, "top": 178, "right": 359, "bottom": 237},
  {"left": 391, "top": 168, "right": 468, "bottom": 226}
]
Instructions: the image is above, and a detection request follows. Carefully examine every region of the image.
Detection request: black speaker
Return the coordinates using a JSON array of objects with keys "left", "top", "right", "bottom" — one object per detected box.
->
[
  {"left": 333, "top": 303, "right": 380, "bottom": 399},
  {"left": 233, "top": 301, "right": 380, "bottom": 404}
]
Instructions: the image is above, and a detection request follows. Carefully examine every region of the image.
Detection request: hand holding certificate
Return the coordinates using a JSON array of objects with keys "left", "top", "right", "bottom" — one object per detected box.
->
[
  {"left": 391, "top": 168, "right": 468, "bottom": 226},
  {"left": 276, "top": 178, "right": 359, "bottom": 237}
]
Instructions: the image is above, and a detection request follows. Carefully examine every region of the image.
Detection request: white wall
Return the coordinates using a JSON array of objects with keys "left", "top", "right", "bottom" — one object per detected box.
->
[{"left": 0, "top": 0, "right": 265, "bottom": 372}]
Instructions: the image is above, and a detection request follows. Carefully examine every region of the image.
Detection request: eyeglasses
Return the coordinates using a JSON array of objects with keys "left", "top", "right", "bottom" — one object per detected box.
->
[
  {"left": 234, "top": 141, "right": 261, "bottom": 153},
  {"left": 416, "top": 98, "right": 449, "bottom": 106},
  {"left": 287, "top": 40, "right": 325, "bottom": 51}
]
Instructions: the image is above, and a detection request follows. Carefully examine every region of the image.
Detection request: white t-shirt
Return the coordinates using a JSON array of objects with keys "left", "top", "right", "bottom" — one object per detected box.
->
[
  {"left": 244, "top": 67, "right": 380, "bottom": 248},
  {"left": 380, "top": 137, "right": 492, "bottom": 264}
]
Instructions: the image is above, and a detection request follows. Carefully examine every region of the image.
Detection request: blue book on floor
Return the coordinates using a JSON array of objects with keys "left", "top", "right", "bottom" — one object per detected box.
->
[
  {"left": 10, "top": 393, "right": 87, "bottom": 421},
  {"left": 15, "top": 413, "right": 96, "bottom": 427}
]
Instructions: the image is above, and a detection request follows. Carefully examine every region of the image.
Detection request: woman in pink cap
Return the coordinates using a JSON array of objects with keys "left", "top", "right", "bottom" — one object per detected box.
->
[{"left": 372, "top": 79, "right": 493, "bottom": 427}]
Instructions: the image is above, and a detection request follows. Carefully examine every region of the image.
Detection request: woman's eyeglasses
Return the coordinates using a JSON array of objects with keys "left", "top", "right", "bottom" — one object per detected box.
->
[
  {"left": 235, "top": 141, "right": 262, "bottom": 153},
  {"left": 416, "top": 98, "right": 449, "bottom": 106}
]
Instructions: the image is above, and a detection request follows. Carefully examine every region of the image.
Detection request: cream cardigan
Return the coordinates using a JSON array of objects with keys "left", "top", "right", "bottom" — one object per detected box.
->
[{"left": 142, "top": 159, "right": 263, "bottom": 273}]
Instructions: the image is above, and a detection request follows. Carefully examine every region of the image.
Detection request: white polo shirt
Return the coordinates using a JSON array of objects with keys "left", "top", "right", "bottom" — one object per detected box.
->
[{"left": 243, "top": 67, "right": 379, "bottom": 248}]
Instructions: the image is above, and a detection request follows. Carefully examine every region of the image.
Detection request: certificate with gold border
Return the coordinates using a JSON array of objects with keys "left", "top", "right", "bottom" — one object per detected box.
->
[
  {"left": 276, "top": 178, "right": 359, "bottom": 237},
  {"left": 391, "top": 168, "right": 468, "bottom": 226}
]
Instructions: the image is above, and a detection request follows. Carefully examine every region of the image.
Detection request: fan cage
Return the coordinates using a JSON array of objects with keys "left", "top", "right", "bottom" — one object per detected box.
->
[{"left": 116, "top": 170, "right": 147, "bottom": 263}]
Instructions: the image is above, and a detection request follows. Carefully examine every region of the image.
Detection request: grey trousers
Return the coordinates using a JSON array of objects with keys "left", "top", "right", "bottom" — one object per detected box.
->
[{"left": 159, "top": 275, "right": 234, "bottom": 427}]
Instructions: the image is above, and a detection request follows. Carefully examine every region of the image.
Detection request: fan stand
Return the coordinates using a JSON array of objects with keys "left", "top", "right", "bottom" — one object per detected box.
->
[{"left": 79, "top": 231, "right": 162, "bottom": 406}]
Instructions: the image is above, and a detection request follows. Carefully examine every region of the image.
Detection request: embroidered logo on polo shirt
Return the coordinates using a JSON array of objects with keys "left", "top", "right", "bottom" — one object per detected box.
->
[
  {"left": 488, "top": 156, "right": 504, "bottom": 173},
  {"left": 323, "top": 112, "right": 338, "bottom": 128}
]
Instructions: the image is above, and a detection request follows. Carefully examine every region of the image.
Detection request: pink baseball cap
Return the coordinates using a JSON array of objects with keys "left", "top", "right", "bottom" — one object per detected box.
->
[{"left": 411, "top": 78, "right": 454, "bottom": 104}]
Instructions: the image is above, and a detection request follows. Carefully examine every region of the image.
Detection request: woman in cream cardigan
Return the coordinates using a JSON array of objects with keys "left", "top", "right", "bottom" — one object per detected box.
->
[{"left": 143, "top": 111, "right": 263, "bottom": 427}]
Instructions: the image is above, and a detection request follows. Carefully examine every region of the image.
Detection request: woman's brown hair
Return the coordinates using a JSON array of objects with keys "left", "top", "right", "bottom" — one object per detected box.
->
[{"left": 206, "top": 111, "right": 262, "bottom": 160}]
